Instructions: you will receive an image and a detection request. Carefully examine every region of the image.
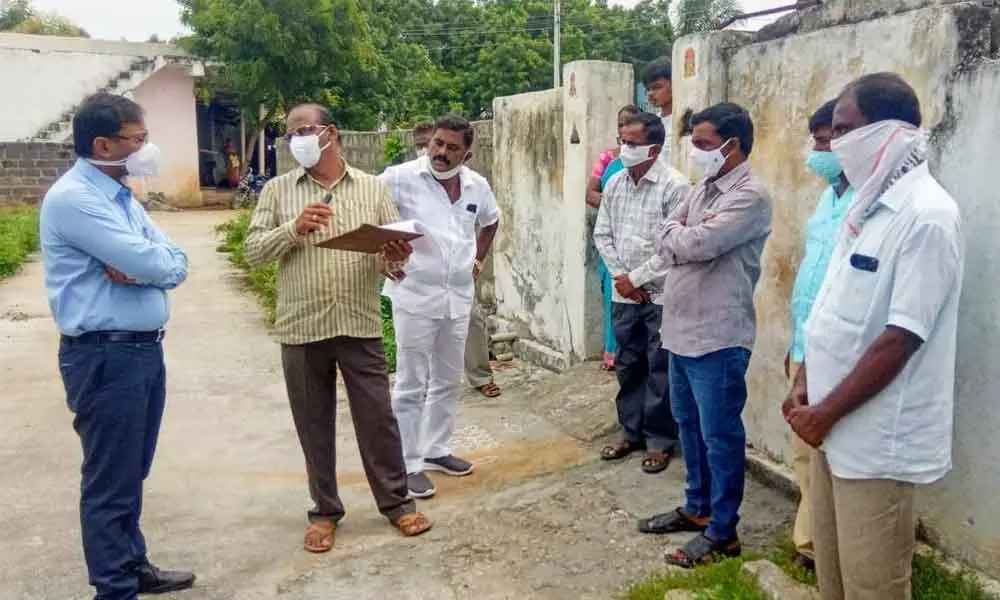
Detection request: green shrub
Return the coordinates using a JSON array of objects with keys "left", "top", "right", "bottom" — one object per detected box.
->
[
  {"left": 0, "top": 208, "right": 40, "bottom": 280},
  {"left": 216, "top": 211, "right": 396, "bottom": 369}
]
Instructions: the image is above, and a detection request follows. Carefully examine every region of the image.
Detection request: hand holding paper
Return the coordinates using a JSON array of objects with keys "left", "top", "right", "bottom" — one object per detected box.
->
[{"left": 315, "top": 219, "right": 423, "bottom": 254}]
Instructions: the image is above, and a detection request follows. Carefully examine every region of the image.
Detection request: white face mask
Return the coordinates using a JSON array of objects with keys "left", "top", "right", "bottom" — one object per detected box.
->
[
  {"left": 690, "top": 138, "right": 734, "bottom": 179},
  {"left": 830, "top": 120, "right": 913, "bottom": 190},
  {"left": 88, "top": 142, "right": 164, "bottom": 178},
  {"left": 289, "top": 130, "right": 331, "bottom": 169},
  {"left": 427, "top": 153, "right": 466, "bottom": 180},
  {"left": 619, "top": 144, "right": 655, "bottom": 168}
]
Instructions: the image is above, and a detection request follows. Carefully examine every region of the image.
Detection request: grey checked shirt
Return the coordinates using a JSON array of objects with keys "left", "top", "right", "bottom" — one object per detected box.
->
[
  {"left": 594, "top": 159, "right": 690, "bottom": 304},
  {"left": 656, "top": 161, "right": 772, "bottom": 357}
]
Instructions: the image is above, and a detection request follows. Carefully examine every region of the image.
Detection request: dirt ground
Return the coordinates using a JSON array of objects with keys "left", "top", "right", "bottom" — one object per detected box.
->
[{"left": 0, "top": 210, "right": 795, "bottom": 600}]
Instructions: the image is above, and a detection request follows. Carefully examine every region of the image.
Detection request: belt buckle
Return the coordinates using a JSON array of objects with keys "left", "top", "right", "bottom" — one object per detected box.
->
[{"left": 154, "top": 329, "right": 165, "bottom": 342}]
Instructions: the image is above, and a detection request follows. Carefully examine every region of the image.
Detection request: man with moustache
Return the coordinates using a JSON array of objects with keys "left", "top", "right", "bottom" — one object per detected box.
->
[
  {"left": 245, "top": 102, "right": 431, "bottom": 553},
  {"left": 381, "top": 114, "right": 501, "bottom": 499}
]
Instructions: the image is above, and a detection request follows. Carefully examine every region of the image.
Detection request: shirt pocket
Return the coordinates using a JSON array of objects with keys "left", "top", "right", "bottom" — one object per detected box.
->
[{"left": 826, "top": 254, "right": 880, "bottom": 327}]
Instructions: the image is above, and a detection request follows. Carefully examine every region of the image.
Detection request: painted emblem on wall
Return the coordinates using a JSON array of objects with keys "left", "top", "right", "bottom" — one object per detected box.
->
[
  {"left": 569, "top": 72, "right": 576, "bottom": 96},
  {"left": 683, "top": 48, "right": 696, "bottom": 78}
]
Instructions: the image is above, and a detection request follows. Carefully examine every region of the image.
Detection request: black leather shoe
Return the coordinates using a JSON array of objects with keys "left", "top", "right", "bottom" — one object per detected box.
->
[{"left": 136, "top": 562, "right": 196, "bottom": 595}]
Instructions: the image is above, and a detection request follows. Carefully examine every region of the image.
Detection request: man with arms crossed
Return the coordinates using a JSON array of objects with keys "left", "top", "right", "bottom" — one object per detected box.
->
[
  {"left": 382, "top": 114, "right": 500, "bottom": 499},
  {"left": 245, "top": 103, "right": 431, "bottom": 553},
  {"left": 785, "top": 73, "right": 963, "bottom": 600},
  {"left": 40, "top": 93, "right": 194, "bottom": 599}
]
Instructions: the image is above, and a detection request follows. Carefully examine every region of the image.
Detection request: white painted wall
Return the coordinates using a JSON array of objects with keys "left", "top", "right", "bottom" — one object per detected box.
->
[{"left": 131, "top": 64, "right": 201, "bottom": 206}]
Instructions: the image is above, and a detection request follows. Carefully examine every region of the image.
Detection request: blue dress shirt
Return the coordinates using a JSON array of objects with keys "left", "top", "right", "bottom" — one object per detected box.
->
[
  {"left": 39, "top": 159, "right": 188, "bottom": 336},
  {"left": 789, "top": 184, "right": 854, "bottom": 363}
]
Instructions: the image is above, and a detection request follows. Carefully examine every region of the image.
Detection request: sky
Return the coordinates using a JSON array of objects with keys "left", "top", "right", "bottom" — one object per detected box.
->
[{"left": 30, "top": 0, "right": 790, "bottom": 42}]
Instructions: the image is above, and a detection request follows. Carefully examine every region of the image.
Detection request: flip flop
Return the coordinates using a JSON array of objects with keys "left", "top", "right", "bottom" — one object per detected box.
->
[
  {"left": 303, "top": 521, "right": 336, "bottom": 553},
  {"left": 477, "top": 382, "right": 502, "bottom": 398}
]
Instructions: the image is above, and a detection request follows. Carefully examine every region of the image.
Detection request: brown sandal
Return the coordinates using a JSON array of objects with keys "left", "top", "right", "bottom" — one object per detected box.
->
[
  {"left": 477, "top": 382, "right": 503, "bottom": 398},
  {"left": 395, "top": 512, "right": 433, "bottom": 537},
  {"left": 641, "top": 450, "right": 673, "bottom": 474},
  {"left": 303, "top": 521, "right": 336, "bottom": 553},
  {"left": 600, "top": 439, "right": 645, "bottom": 460}
]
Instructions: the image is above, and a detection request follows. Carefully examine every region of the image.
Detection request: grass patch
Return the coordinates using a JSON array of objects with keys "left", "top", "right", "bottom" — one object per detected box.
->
[
  {"left": 215, "top": 212, "right": 397, "bottom": 368},
  {"left": 624, "top": 538, "right": 992, "bottom": 600},
  {"left": 0, "top": 207, "right": 40, "bottom": 280}
]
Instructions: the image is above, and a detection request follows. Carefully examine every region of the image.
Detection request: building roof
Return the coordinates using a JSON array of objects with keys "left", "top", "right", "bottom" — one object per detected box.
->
[{"left": 0, "top": 32, "right": 188, "bottom": 58}]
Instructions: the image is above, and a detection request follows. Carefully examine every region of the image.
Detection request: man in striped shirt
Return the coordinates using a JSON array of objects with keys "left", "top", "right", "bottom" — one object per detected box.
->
[
  {"left": 245, "top": 103, "right": 431, "bottom": 553},
  {"left": 593, "top": 111, "right": 688, "bottom": 475}
]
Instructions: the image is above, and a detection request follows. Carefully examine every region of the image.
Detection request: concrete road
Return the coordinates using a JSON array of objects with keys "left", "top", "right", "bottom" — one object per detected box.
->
[{"left": 0, "top": 210, "right": 794, "bottom": 600}]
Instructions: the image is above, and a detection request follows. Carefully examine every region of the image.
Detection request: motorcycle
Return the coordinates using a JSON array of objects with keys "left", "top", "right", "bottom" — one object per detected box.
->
[{"left": 233, "top": 172, "right": 270, "bottom": 209}]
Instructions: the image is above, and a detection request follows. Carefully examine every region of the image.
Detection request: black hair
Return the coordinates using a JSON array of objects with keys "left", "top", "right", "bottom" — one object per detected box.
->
[
  {"left": 840, "top": 72, "right": 922, "bottom": 127},
  {"left": 73, "top": 93, "right": 145, "bottom": 157},
  {"left": 434, "top": 113, "right": 474, "bottom": 148},
  {"left": 618, "top": 104, "right": 642, "bottom": 118},
  {"left": 291, "top": 103, "right": 335, "bottom": 126},
  {"left": 808, "top": 99, "right": 837, "bottom": 133},
  {"left": 624, "top": 112, "right": 666, "bottom": 146},
  {"left": 641, "top": 57, "right": 672, "bottom": 86},
  {"left": 412, "top": 121, "right": 435, "bottom": 136},
  {"left": 690, "top": 102, "right": 755, "bottom": 156}
]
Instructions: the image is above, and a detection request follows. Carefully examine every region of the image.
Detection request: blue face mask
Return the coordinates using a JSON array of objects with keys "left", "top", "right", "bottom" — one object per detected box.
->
[{"left": 806, "top": 150, "right": 843, "bottom": 184}]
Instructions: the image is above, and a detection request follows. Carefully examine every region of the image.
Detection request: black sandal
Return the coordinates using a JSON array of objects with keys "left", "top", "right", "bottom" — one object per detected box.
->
[
  {"left": 664, "top": 534, "right": 741, "bottom": 568},
  {"left": 599, "top": 439, "right": 645, "bottom": 461},
  {"left": 637, "top": 508, "right": 708, "bottom": 534},
  {"left": 640, "top": 450, "right": 673, "bottom": 474}
]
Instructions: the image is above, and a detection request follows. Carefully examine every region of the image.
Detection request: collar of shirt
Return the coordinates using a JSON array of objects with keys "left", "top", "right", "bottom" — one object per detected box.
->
[
  {"left": 626, "top": 157, "right": 668, "bottom": 186},
  {"left": 707, "top": 160, "right": 751, "bottom": 194},
  {"left": 293, "top": 160, "right": 355, "bottom": 190},
  {"left": 875, "top": 162, "right": 928, "bottom": 213},
  {"left": 76, "top": 158, "right": 130, "bottom": 204}
]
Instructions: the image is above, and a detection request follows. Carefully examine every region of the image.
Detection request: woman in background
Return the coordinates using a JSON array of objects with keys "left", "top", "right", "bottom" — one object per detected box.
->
[{"left": 586, "top": 104, "right": 642, "bottom": 372}]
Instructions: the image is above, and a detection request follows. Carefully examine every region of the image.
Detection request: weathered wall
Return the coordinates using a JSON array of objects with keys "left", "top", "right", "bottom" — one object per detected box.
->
[
  {"left": 491, "top": 89, "right": 566, "bottom": 359},
  {"left": 0, "top": 143, "right": 75, "bottom": 206},
  {"left": 131, "top": 65, "right": 202, "bottom": 207},
  {"left": 672, "top": 0, "right": 1000, "bottom": 575}
]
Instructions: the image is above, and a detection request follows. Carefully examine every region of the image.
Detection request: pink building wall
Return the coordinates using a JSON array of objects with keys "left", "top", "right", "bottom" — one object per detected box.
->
[{"left": 132, "top": 64, "right": 202, "bottom": 206}]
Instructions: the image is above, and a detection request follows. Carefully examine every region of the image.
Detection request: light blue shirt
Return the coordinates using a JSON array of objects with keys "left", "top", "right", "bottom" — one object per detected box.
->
[
  {"left": 39, "top": 159, "right": 188, "bottom": 336},
  {"left": 789, "top": 184, "right": 854, "bottom": 363}
]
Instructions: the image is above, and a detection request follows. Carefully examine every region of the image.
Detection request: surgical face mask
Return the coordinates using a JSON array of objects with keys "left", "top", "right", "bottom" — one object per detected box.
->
[
  {"left": 689, "top": 138, "right": 734, "bottom": 179},
  {"left": 619, "top": 144, "right": 654, "bottom": 168},
  {"left": 428, "top": 153, "right": 467, "bottom": 180},
  {"left": 289, "top": 129, "right": 331, "bottom": 169},
  {"left": 88, "top": 142, "right": 163, "bottom": 178},
  {"left": 805, "top": 150, "right": 843, "bottom": 184}
]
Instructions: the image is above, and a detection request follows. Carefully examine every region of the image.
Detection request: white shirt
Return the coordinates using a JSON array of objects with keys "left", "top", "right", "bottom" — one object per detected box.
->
[
  {"left": 380, "top": 156, "right": 500, "bottom": 319},
  {"left": 804, "top": 163, "right": 963, "bottom": 484}
]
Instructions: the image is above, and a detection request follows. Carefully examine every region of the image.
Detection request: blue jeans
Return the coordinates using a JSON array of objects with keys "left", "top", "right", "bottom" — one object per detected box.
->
[
  {"left": 670, "top": 347, "right": 751, "bottom": 541},
  {"left": 59, "top": 338, "right": 166, "bottom": 600}
]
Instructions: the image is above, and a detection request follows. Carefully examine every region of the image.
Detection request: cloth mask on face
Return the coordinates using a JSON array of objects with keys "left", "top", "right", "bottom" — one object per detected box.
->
[
  {"left": 689, "top": 138, "right": 734, "bottom": 179},
  {"left": 289, "top": 130, "right": 331, "bottom": 168},
  {"left": 428, "top": 153, "right": 467, "bottom": 180},
  {"left": 88, "top": 142, "right": 164, "bottom": 178},
  {"left": 805, "top": 150, "right": 843, "bottom": 184},
  {"left": 619, "top": 144, "right": 654, "bottom": 168}
]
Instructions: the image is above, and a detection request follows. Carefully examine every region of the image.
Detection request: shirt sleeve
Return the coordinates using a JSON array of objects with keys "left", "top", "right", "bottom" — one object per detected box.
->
[
  {"left": 377, "top": 180, "right": 403, "bottom": 225},
  {"left": 48, "top": 187, "right": 188, "bottom": 288},
  {"left": 593, "top": 178, "right": 626, "bottom": 274},
  {"left": 244, "top": 181, "right": 301, "bottom": 266},
  {"left": 887, "top": 218, "right": 962, "bottom": 341},
  {"left": 476, "top": 183, "right": 500, "bottom": 228},
  {"left": 657, "top": 185, "right": 770, "bottom": 265},
  {"left": 630, "top": 180, "right": 691, "bottom": 287}
]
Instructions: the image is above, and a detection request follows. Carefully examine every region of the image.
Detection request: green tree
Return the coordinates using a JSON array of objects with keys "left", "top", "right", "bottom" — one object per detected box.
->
[
  {"left": 1, "top": 0, "right": 89, "bottom": 37},
  {"left": 179, "top": 0, "right": 382, "bottom": 159},
  {"left": 674, "top": 0, "right": 741, "bottom": 36}
]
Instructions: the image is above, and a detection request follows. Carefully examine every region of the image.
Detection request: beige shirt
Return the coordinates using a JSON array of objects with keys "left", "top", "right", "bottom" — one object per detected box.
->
[
  {"left": 656, "top": 161, "right": 772, "bottom": 357},
  {"left": 244, "top": 164, "right": 401, "bottom": 344}
]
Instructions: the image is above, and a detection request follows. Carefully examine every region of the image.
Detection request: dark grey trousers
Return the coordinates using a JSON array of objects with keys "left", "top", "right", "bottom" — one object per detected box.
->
[{"left": 611, "top": 302, "right": 678, "bottom": 452}]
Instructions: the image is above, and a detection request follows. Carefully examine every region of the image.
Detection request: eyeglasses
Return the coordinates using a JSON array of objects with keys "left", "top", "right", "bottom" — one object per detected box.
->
[
  {"left": 284, "top": 125, "right": 329, "bottom": 142},
  {"left": 112, "top": 133, "right": 148, "bottom": 145}
]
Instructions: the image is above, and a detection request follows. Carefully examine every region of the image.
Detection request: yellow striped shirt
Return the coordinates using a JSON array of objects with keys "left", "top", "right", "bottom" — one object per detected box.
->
[{"left": 244, "top": 164, "right": 400, "bottom": 344}]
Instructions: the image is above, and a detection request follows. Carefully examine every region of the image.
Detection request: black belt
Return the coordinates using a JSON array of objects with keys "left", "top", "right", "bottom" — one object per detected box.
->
[{"left": 62, "top": 330, "right": 165, "bottom": 344}]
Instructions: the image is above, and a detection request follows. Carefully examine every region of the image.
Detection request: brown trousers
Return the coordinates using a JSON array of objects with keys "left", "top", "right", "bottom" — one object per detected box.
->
[
  {"left": 811, "top": 449, "right": 916, "bottom": 600},
  {"left": 464, "top": 300, "right": 493, "bottom": 388},
  {"left": 788, "top": 363, "right": 814, "bottom": 559},
  {"left": 281, "top": 336, "right": 414, "bottom": 524}
]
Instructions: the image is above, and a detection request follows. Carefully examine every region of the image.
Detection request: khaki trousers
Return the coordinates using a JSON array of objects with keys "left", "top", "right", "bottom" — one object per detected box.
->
[
  {"left": 464, "top": 300, "right": 494, "bottom": 388},
  {"left": 789, "top": 362, "right": 814, "bottom": 559},
  {"left": 811, "top": 449, "right": 916, "bottom": 600}
]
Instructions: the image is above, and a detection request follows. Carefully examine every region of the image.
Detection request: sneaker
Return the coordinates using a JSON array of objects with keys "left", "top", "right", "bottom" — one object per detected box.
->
[
  {"left": 424, "top": 454, "right": 475, "bottom": 476},
  {"left": 407, "top": 472, "right": 436, "bottom": 499}
]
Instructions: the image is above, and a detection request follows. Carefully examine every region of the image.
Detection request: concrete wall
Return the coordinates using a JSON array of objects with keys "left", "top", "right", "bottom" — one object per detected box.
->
[
  {"left": 0, "top": 143, "right": 75, "bottom": 206},
  {"left": 671, "top": 0, "right": 1000, "bottom": 575},
  {"left": 131, "top": 65, "right": 202, "bottom": 207}
]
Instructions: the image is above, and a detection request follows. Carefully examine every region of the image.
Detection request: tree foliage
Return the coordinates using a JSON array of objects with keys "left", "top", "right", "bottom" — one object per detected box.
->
[
  {"left": 674, "top": 0, "right": 741, "bottom": 36},
  {"left": 0, "top": 0, "right": 89, "bottom": 37}
]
